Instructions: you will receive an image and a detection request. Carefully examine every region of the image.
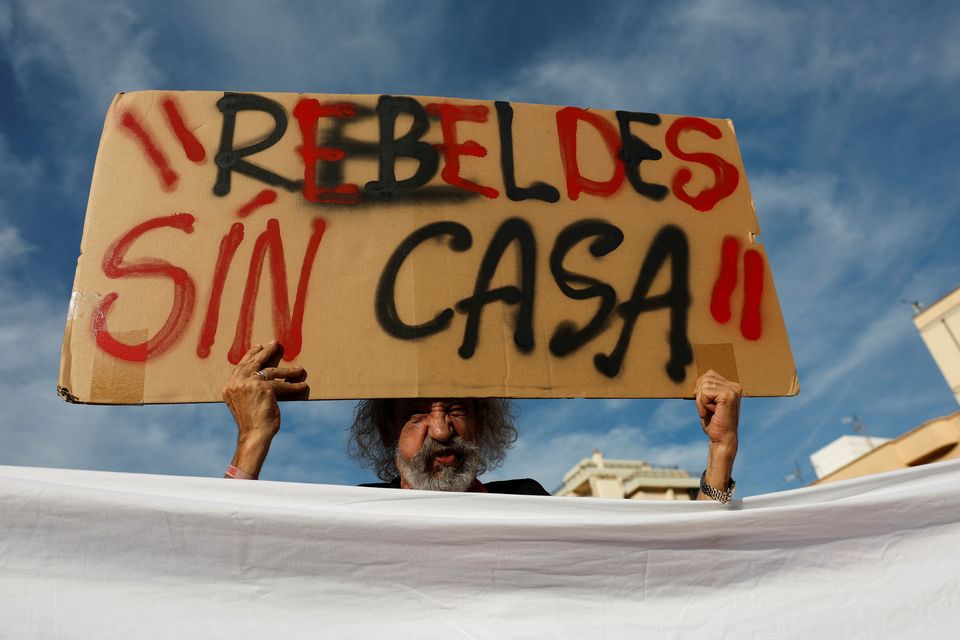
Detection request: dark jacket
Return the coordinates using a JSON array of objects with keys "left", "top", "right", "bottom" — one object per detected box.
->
[{"left": 360, "top": 477, "right": 550, "bottom": 496}]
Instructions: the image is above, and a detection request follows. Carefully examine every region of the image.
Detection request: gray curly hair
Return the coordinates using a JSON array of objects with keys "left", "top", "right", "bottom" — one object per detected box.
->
[{"left": 347, "top": 399, "right": 518, "bottom": 481}]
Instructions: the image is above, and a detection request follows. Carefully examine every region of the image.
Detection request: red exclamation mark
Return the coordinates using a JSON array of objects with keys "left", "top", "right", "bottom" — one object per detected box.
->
[
  {"left": 120, "top": 110, "right": 178, "bottom": 190},
  {"left": 162, "top": 96, "right": 206, "bottom": 163},
  {"left": 710, "top": 236, "right": 740, "bottom": 324},
  {"left": 710, "top": 235, "right": 765, "bottom": 340},
  {"left": 741, "top": 250, "right": 764, "bottom": 340}
]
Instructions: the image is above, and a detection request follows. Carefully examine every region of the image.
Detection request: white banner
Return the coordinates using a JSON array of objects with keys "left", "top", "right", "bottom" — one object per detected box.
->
[{"left": 2, "top": 460, "right": 958, "bottom": 639}]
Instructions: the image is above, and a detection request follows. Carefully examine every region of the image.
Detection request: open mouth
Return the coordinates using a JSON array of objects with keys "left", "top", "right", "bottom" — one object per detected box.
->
[{"left": 430, "top": 450, "right": 459, "bottom": 468}]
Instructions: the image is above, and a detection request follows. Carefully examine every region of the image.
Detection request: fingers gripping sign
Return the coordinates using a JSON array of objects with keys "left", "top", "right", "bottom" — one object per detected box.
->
[
  {"left": 694, "top": 369, "right": 741, "bottom": 447},
  {"left": 693, "top": 369, "right": 741, "bottom": 501},
  {"left": 222, "top": 340, "right": 308, "bottom": 478}
]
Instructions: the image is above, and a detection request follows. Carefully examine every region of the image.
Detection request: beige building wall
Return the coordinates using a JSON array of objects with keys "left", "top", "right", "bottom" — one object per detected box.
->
[
  {"left": 812, "top": 411, "right": 960, "bottom": 485},
  {"left": 914, "top": 286, "right": 960, "bottom": 405},
  {"left": 555, "top": 450, "right": 701, "bottom": 499}
]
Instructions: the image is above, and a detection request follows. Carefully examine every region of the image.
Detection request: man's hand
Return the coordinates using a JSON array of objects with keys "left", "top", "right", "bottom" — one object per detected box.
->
[
  {"left": 694, "top": 370, "right": 742, "bottom": 501},
  {"left": 221, "top": 340, "right": 308, "bottom": 478}
]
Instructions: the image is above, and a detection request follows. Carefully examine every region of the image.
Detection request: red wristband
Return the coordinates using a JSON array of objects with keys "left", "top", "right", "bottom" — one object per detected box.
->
[{"left": 226, "top": 464, "right": 257, "bottom": 480}]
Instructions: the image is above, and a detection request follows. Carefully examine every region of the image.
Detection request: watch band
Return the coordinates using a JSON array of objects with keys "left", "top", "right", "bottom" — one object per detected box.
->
[{"left": 700, "top": 471, "right": 736, "bottom": 503}]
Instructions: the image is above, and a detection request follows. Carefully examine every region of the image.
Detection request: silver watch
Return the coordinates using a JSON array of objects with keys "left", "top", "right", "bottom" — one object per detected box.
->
[{"left": 700, "top": 471, "right": 736, "bottom": 503}]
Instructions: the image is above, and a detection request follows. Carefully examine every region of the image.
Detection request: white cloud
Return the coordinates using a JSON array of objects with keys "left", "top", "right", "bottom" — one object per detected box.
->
[
  {"left": 599, "top": 398, "right": 627, "bottom": 410},
  {"left": 178, "top": 0, "right": 449, "bottom": 92},
  {"left": 491, "top": 1, "right": 956, "bottom": 113},
  {"left": 0, "top": 226, "right": 30, "bottom": 264},
  {"left": 0, "top": 134, "right": 41, "bottom": 266},
  {"left": 0, "top": 3, "right": 11, "bottom": 39},
  {"left": 649, "top": 399, "right": 696, "bottom": 435},
  {"left": 2, "top": 0, "right": 163, "bottom": 113}
]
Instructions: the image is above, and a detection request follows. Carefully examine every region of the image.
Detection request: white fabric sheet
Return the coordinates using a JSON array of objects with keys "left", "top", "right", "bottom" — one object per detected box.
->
[{"left": 2, "top": 460, "right": 959, "bottom": 639}]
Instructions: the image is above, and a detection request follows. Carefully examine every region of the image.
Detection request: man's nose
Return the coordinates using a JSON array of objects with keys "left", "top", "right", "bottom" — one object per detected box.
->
[{"left": 426, "top": 409, "right": 454, "bottom": 442}]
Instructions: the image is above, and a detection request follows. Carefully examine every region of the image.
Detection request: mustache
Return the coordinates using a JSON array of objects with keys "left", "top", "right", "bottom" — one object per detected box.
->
[{"left": 416, "top": 434, "right": 479, "bottom": 460}]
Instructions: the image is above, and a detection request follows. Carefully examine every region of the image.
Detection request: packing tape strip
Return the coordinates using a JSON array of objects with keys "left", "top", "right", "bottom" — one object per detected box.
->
[
  {"left": 692, "top": 343, "right": 739, "bottom": 383},
  {"left": 89, "top": 329, "right": 148, "bottom": 404}
]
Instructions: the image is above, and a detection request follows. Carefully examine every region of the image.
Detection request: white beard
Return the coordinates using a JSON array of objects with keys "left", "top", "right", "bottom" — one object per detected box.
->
[{"left": 395, "top": 436, "right": 480, "bottom": 492}]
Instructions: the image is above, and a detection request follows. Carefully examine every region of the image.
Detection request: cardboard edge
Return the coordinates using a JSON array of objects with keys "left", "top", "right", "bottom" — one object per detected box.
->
[
  {"left": 57, "top": 291, "right": 81, "bottom": 403},
  {"left": 61, "top": 92, "right": 799, "bottom": 404},
  {"left": 786, "top": 371, "right": 801, "bottom": 396}
]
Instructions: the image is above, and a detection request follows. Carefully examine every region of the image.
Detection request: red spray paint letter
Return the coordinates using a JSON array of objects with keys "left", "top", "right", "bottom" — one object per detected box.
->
[
  {"left": 556, "top": 107, "right": 625, "bottom": 200},
  {"left": 92, "top": 214, "right": 197, "bottom": 361},
  {"left": 426, "top": 102, "right": 499, "bottom": 199},
  {"left": 665, "top": 117, "right": 739, "bottom": 212},
  {"left": 228, "top": 217, "right": 327, "bottom": 363},
  {"left": 292, "top": 99, "right": 359, "bottom": 204},
  {"left": 197, "top": 222, "right": 245, "bottom": 358}
]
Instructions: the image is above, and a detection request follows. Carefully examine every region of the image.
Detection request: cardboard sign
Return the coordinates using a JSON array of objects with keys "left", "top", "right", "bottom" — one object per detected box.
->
[{"left": 58, "top": 91, "right": 798, "bottom": 403}]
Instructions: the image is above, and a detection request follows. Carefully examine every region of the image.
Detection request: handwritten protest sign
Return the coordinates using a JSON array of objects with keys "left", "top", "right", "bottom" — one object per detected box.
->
[{"left": 58, "top": 91, "right": 798, "bottom": 403}]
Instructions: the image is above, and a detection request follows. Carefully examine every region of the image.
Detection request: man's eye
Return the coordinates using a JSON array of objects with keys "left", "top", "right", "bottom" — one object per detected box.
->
[{"left": 448, "top": 406, "right": 468, "bottom": 417}]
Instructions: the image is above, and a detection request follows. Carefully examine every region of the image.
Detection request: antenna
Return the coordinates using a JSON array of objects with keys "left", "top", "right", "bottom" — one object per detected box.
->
[
  {"left": 784, "top": 459, "right": 805, "bottom": 484},
  {"left": 900, "top": 299, "right": 924, "bottom": 314},
  {"left": 842, "top": 414, "right": 877, "bottom": 449}
]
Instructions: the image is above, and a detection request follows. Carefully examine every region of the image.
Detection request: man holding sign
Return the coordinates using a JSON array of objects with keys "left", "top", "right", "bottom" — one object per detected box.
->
[
  {"left": 221, "top": 340, "right": 742, "bottom": 501},
  {"left": 57, "top": 91, "right": 786, "bottom": 502}
]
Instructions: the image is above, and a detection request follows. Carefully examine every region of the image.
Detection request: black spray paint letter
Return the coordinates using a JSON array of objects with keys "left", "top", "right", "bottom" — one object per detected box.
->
[
  {"left": 456, "top": 218, "right": 536, "bottom": 359},
  {"left": 213, "top": 92, "right": 301, "bottom": 197},
  {"left": 594, "top": 225, "right": 692, "bottom": 381},
  {"left": 615, "top": 111, "right": 668, "bottom": 201},
  {"left": 549, "top": 219, "right": 624, "bottom": 357},
  {"left": 495, "top": 101, "right": 560, "bottom": 203},
  {"left": 365, "top": 96, "right": 439, "bottom": 201},
  {"left": 375, "top": 221, "right": 473, "bottom": 339}
]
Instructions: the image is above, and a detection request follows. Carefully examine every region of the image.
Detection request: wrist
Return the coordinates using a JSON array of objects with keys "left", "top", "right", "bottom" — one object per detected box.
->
[
  {"left": 232, "top": 434, "right": 273, "bottom": 477},
  {"left": 225, "top": 464, "right": 257, "bottom": 480},
  {"left": 699, "top": 470, "right": 736, "bottom": 503},
  {"left": 699, "top": 439, "right": 737, "bottom": 501},
  {"left": 707, "top": 437, "right": 738, "bottom": 463}
]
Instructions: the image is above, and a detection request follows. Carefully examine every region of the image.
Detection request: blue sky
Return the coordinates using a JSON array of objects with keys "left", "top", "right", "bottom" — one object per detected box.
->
[{"left": 0, "top": 0, "right": 957, "bottom": 496}]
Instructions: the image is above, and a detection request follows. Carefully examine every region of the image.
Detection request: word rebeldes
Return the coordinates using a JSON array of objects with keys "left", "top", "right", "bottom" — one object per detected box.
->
[{"left": 212, "top": 93, "right": 739, "bottom": 212}]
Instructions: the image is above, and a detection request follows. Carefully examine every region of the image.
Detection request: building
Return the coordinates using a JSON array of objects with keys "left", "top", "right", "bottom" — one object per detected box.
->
[
  {"left": 811, "top": 285, "right": 960, "bottom": 485},
  {"left": 913, "top": 285, "right": 960, "bottom": 406},
  {"left": 555, "top": 450, "right": 701, "bottom": 499},
  {"left": 810, "top": 434, "right": 892, "bottom": 479},
  {"left": 811, "top": 411, "right": 960, "bottom": 485}
]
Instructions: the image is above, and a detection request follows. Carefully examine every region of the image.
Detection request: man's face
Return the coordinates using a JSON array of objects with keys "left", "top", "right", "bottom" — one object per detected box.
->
[{"left": 392, "top": 398, "right": 479, "bottom": 491}]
